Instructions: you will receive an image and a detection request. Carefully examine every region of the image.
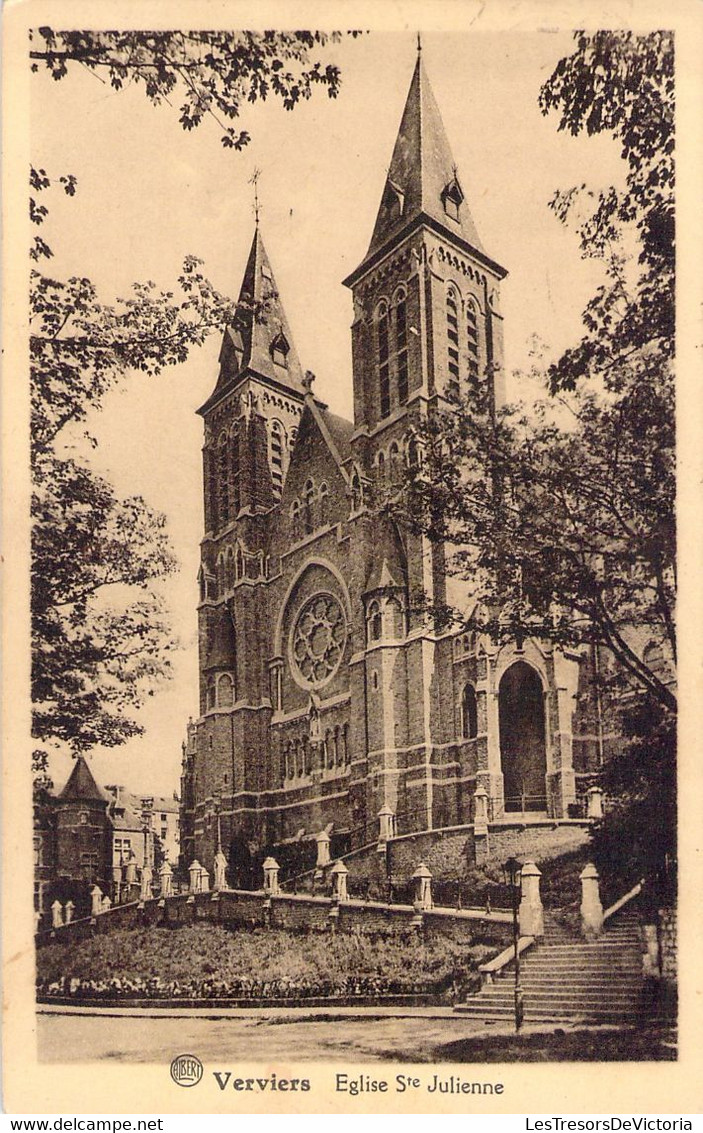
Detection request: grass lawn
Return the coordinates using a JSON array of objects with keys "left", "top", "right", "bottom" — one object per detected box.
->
[{"left": 36, "top": 924, "right": 495, "bottom": 999}]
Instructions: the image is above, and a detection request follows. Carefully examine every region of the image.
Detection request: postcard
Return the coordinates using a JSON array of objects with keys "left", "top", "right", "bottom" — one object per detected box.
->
[{"left": 3, "top": 0, "right": 702, "bottom": 1117}]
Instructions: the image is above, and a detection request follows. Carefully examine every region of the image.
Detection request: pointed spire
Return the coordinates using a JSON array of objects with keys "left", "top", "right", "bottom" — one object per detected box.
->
[
  {"left": 206, "top": 227, "right": 305, "bottom": 407},
  {"left": 345, "top": 51, "right": 499, "bottom": 286},
  {"left": 59, "top": 756, "right": 107, "bottom": 802}
]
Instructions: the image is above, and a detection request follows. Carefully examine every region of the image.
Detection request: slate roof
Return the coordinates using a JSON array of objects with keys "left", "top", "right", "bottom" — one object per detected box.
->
[
  {"left": 58, "top": 756, "right": 109, "bottom": 803},
  {"left": 199, "top": 227, "right": 306, "bottom": 414},
  {"left": 345, "top": 54, "right": 506, "bottom": 286}
]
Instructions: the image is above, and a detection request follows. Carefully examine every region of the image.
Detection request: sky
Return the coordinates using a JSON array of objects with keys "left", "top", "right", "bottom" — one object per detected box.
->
[{"left": 30, "top": 28, "right": 627, "bottom": 796}]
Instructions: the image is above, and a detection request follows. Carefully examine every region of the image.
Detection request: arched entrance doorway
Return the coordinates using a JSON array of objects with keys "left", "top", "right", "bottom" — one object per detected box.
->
[{"left": 499, "top": 661, "right": 547, "bottom": 813}]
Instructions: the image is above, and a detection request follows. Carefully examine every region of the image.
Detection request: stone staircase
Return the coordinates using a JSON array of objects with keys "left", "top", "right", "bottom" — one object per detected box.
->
[{"left": 456, "top": 909, "right": 645, "bottom": 1025}]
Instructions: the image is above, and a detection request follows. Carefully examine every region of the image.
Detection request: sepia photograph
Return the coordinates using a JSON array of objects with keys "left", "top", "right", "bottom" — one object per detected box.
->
[{"left": 3, "top": 0, "right": 702, "bottom": 1117}]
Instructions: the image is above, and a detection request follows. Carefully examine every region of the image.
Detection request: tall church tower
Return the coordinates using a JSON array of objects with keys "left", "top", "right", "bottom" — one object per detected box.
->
[
  {"left": 183, "top": 228, "right": 305, "bottom": 869},
  {"left": 341, "top": 50, "right": 510, "bottom": 832}
]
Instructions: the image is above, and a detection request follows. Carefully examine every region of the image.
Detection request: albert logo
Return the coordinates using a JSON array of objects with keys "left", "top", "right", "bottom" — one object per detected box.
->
[{"left": 170, "top": 1054, "right": 204, "bottom": 1087}]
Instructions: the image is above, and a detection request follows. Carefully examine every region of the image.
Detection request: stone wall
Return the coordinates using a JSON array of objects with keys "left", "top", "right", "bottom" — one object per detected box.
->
[
  {"left": 37, "top": 889, "right": 512, "bottom": 949},
  {"left": 322, "top": 819, "right": 592, "bottom": 885}
]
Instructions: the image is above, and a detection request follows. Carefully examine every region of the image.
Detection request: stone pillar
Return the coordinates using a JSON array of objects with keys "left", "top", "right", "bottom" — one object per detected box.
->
[
  {"left": 378, "top": 805, "right": 395, "bottom": 843},
  {"left": 101, "top": 895, "right": 112, "bottom": 912},
  {"left": 65, "top": 900, "right": 75, "bottom": 925},
  {"left": 140, "top": 864, "right": 153, "bottom": 902},
  {"left": 213, "top": 850, "right": 228, "bottom": 891},
  {"left": 580, "top": 863, "right": 604, "bottom": 939},
  {"left": 199, "top": 865, "right": 210, "bottom": 893},
  {"left": 124, "top": 856, "right": 137, "bottom": 886},
  {"left": 263, "top": 856, "right": 280, "bottom": 896},
  {"left": 315, "top": 831, "right": 331, "bottom": 869},
  {"left": 51, "top": 900, "right": 63, "bottom": 929},
  {"left": 586, "top": 786, "right": 604, "bottom": 820},
  {"left": 412, "top": 863, "right": 433, "bottom": 911},
  {"left": 189, "top": 859, "right": 203, "bottom": 895},
  {"left": 642, "top": 924, "right": 660, "bottom": 977},
  {"left": 330, "top": 860, "right": 349, "bottom": 903},
  {"left": 518, "top": 861, "right": 544, "bottom": 938},
  {"left": 473, "top": 786, "right": 489, "bottom": 832},
  {"left": 112, "top": 865, "right": 122, "bottom": 905},
  {"left": 159, "top": 861, "right": 173, "bottom": 898},
  {"left": 90, "top": 885, "right": 103, "bottom": 917}
]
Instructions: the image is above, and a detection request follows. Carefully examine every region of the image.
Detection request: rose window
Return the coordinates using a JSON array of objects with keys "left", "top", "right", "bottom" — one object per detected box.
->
[{"left": 291, "top": 594, "right": 346, "bottom": 686}]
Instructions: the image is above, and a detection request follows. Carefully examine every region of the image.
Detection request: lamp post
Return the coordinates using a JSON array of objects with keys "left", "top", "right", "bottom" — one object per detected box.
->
[{"left": 503, "top": 856, "right": 524, "bottom": 1033}]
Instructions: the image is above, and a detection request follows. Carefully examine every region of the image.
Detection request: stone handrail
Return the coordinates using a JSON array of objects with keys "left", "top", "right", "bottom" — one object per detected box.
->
[
  {"left": 478, "top": 935, "right": 535, "bottom": 984},
  {"left": 603, "top": 878, "right": 644, "bottom": 923}
]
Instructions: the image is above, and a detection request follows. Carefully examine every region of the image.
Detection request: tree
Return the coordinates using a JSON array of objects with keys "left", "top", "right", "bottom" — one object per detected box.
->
[
  {"left": 387, "top": 32, "right": 675, "bottom": 888},
  {"left": 30, "top": 179, "right": 238, "bottom": 782},
  {"left": 30, "top": 30, "right": 356, "bottom": 149}
]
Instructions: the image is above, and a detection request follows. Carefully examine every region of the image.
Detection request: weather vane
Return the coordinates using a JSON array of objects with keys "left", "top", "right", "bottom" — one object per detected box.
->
[
  {"left": 249, "top": 167, "right": 262, "bottom": 227},
  {"left": 417, "top": 32, "right": 422, "bottom": 55}
]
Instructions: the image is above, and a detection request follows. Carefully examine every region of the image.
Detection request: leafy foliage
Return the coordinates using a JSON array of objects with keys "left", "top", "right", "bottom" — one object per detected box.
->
[
  {"left": 30, "top": 30, "right": 359, "bottom": 149},
  {"left": 30, "top": 178, "right": 237, "bottom": 767}
]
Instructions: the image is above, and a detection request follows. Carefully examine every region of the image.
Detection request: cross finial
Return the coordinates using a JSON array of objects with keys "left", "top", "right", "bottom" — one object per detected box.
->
[
  {"left": 417, "top": 32, "right": 422, "bottom": 55},
  {"left": 249, "top": 167, "right": 262, "bottom": 227}
]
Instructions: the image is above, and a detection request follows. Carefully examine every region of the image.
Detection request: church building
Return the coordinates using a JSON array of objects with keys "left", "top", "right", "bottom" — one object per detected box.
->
[{"left": 179, "top": 52, "right": 598, "bottom": 876}]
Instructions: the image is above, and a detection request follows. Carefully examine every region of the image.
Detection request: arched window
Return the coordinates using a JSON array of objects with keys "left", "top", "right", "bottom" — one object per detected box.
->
[
  {"left": 324, "top": 729, "right": 332, "bottom": 769},
  {"left": 217, "top": 556, "right": 225, "bottom": 595},
  {"left": 269, "top": 421, "right": 285, "bottom": 499},
  {"left": 225, "top": 549, "right": 234, "bottom": 591},
  {"left": 342, "top": 723, "right": 350, "bottom": 764},
  {"left": 303, "top": 479, "right": 315, "bottom": 534},
  {"left": 283, "top": 742, "right": 291, "bottom": 780},
  {"left": 386, "top": 596, "right": 404, "bottom": 638},
  {"left": 319, "top": 482, "right": 329, "bottom": 526},
  {"left": 230, "top": 423, "right": 241, "bottom": 516},
  {"left": 389, "top": 441, "right": 400, "bottom": 483},
  {"left": 376, "top": 451, "right": 386, "bottom": 483},
  {"left": 368, "top": 600, "right": 382, "bottom": 642},
  {"left": 461, "top": 684, "right": 478, "bottom": 740},
  {"left": 290, "top": 499, "right": 301, "bottom": 538},
  {"left": 301, "top": 736, "right": 309, "bottom": 776},
  {"left": 378, "top": 304, "right": 391, "bottom": 419},
  {"left": 466, "top": 297, "right": 479, "bottom": 388},
  {"left": 218, "top": 433, "right": 230, "bottom": 526},
  {"left": 446, "top": 290, "right": 460, "bottom": 399},
  {"left": 206, "top": 680, "right": 216, "bottom": 711},
  {"left": 235, "top": 547, "right": 244, "bottom": 580},
  {"left": 395, "top": 292, "right": 409, "bottom": 405},
  {"left": 407, "top": 435, "right": 419, "bottom": 468},
  {"left": 351, "top": 470, "right": 363, "bottom": 511},
  {"left": 333, "top": 726, "right": 340, "bottom": 766},
  {"left": 217, "top": 673, "right": 234, "bottom": 707}
]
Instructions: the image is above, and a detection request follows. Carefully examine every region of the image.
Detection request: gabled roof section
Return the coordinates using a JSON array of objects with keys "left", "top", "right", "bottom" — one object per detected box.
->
[
  {"left": 365, "top": 518, "right": 408, "bottom": 593},
  {"left": 345, "top": 54, "right": 506, "bottom": 287},
  {"left": 200, "top": 228, "right": 305, "bottom": 415},
  {"left": 317, "top": 407, "right": 355, "bottom": 464},
  {"left": 285, "top": 396, "right": 354, "bottom": 490},
  {"left": 59, "top": 756, "right": 108, "bottom": 803}
]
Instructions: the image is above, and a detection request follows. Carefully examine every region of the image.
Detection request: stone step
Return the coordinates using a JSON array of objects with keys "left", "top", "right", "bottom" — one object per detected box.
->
[
  {"left": 474, "top": 986, "right": 642, "bottom": 1002},
  {"left": 455, "top": 1005, "right": 642, "bottom": 1022},
  {"left": 495, "top": 978, "right": 643, "bottom": 991}
]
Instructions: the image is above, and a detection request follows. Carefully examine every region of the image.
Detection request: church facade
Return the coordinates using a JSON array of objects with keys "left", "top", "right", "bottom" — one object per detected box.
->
[{"left": 180, "top": 54, "right": 602, "bottom": 875}]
